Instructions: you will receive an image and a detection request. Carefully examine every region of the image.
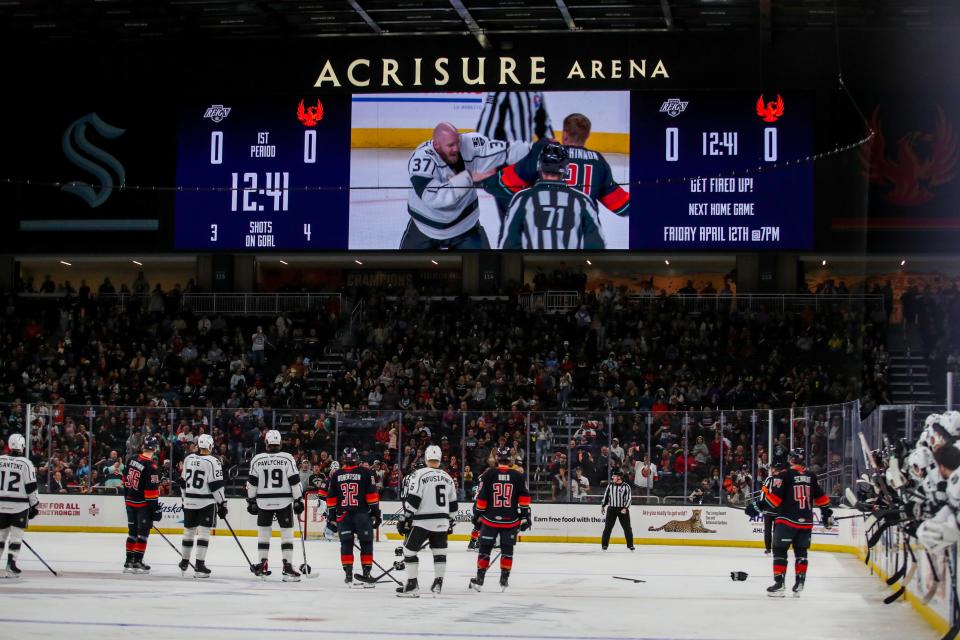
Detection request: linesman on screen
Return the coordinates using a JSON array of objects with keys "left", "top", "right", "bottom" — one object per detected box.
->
[
  {"left": 499, "top": 142, "right": 605, "bottom": 250},
  {"left": 476, "top": 91, "right": 553, "bottom": 143},
  {"left": 403, "top": 122, "right": 531, "bottom": 250}
]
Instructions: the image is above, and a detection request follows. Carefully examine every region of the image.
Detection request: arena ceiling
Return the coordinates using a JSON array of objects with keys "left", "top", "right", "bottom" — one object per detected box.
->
[{"left": 2, "top": 0, "right": 957, "bottom": 45}]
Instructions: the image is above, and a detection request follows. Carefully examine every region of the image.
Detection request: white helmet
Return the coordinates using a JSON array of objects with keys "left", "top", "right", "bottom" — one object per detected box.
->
[
  {"left": 265, "top": 430, "right": 282, "bottom": 447},
  {"left": 7, "top": 433, "right": 26, "bottom": 453},
  {"left": 425, "top": 445, "right": 442, "bottom": 462},
  {"left": 941, "top": 411, "right": 960, "bottom": 438},
  {"left": 197, "top": 434, "right": 214, "bottom": 451},
  {"left": 925, "top": 413, "right": 943, "bottom": 429},
  {"left": 908, "top": 446, "right": 936, "bottom": 481},
  {"left": 329, "top": 461, "right": 340, "bottom": 473}
]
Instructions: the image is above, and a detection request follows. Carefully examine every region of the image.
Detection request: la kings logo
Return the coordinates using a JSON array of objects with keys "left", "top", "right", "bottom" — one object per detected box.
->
[
  {"left": 203, "top": 104, "right": 232, "bottom": 123},
  {"left": 659, "top": 98, "right": 689, "bottom": 118}
]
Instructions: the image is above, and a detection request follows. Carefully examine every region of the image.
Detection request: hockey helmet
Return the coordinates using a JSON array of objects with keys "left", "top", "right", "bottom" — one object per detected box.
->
[
  {"left": 342, "top": 447, "right": 359, "bottom": 464},
  {"left": 908, "top": 445, "right": 936, "bottom": 481},
  {"left": 142, "top": 436, "right": 160, "bottom": 451},
  {"left": 537, "top": 142, "right": 568, "bottom": 176},
  {"left": 787, "top": 448, "right": 805, "bottom": 464},
  {"left": 265, "top": 430, "right": 282, "bottom": 447},
  {"left": 495, "top": 446, "right": 513, "bottom": 463},
  {"left": 7, "top": 433, "right": 25, "bottom": 453},
  {"left": 941, "top": 411, "right": 960, "bottom": 438},
  {"left": 197, "top": 433, "right": 214, "bottom": 451},
  {"left": 425, "top": 445, "right": 443, "bottom": 462},
  {"left": 329, "top": 461, "right": 340, "bottom": 473}
]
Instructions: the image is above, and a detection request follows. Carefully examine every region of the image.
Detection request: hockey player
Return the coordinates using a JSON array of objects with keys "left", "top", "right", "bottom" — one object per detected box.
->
[
  {"left": 247, "top": 430, "right": 304, "bottom": 582},
  {"left": 499, "top": 143, "right": 605, "bottom": 250},
  {"left": 469, "top": 447, "right": 532, "bottom": 592},
  {"left": 484, "top": 112, "right": 629, "bottom": 225},
  {"left": 0, "top": 434, "right": 39, "bottom": 578},
  {"left": 746, "top": 463, "right": 785, "bottom": 554},
  {"left": 315, "top": 461, "right": 340, "bottom": 541},
  {"left": 327, "top": 447, "right": 382, "bottom": 587},
  {"left": 124, "top": 435, "right": 162, "bottom": 574},
  {"left": 396, "top": 445, "right": 458, "bottom": 597},
  {"left": 402, "top": 122, "right": 532, "bottom": 250},
  {"left": 178, "top": 434, "right": 227, "bottom": 578},
  {"left": 760, "top": 448, "right": 832, "bottom": 597}
]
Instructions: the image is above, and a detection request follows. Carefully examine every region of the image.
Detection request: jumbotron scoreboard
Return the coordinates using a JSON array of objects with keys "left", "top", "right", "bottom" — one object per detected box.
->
[
  {"left": 174, "top": 97, "right": 351, "bottom": 250},
  {"left": 629, "top": 92, "right": 814, "bottom": 249},
  {"left": 174, "top": 91, "right": 813, "bottom": 251}
]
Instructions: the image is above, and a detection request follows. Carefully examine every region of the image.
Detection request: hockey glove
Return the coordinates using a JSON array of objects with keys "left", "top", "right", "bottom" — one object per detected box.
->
[
  {"left": 152, "top": 504, "right": 163, "bottom": 522},
  {"left": 744, "top": 502, "right": 760, "bottom": 519},
  {"left": 396, "top": 516, "right": 412, "bottom": 536},
  {"left": 371, "top": 510, "right": 383, "bottom": 529},
  {"left": 28, "top": 504, "right": 39, "bottom": 520},
  {"left": 471, "top": 511, "right": 482, "bottom": 528},
  {"left": 217, "top": 502, "right": 228, "bottom": 519},
  {"left": 820, "top": 506, "right": 834, "bottom": 529},
  {"left": 520, "top": 509, "right": 532, "bottom": 531},
  {"left": 293, "top": 499, "right": 305, "bottom": 515},
  {"left": 247, "top": 499, "right": 259, "bottom": 515}
]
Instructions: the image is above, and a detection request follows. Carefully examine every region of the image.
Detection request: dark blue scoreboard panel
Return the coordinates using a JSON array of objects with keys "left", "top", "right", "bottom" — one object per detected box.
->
[
  {"left": 630, "top": 92, "right": 814, "bottom": 250},
  {"left": 175, "top": 92, "right": 813, "bottom": 251},
  {"left": 174, "top": 97, "right": 350, "bottom": 250}
]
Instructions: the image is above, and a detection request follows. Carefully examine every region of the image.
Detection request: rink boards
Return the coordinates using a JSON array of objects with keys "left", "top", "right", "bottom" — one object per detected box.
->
[{"left": 27, "top": 495, "right": 952, "bottom": 634}]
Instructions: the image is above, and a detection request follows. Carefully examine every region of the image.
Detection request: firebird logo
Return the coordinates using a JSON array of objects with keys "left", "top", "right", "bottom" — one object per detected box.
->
[
  {"left": 860, "top": 105, "right": 957, "bottom": 206},
  {"left": 297, "top": 99, "right": 324, "bottom": 127},
  {"left": 755, "top": 94, "right": 784, "bottom": 123}
]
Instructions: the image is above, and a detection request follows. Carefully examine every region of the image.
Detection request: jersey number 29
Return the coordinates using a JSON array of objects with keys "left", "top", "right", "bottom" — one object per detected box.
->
[{"left": 493, "top": 482, "right": 514, "bottom": 508}]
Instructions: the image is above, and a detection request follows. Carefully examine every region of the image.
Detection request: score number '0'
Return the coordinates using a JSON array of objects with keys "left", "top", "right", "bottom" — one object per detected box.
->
[{"left": 208, "top": 130, "right": 319, "bottom": 165}]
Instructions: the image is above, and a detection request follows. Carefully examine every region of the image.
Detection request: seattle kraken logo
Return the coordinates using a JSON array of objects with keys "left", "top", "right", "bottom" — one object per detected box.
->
[{"left": 61, "top": 113, "right": 126, "bottom": 208}]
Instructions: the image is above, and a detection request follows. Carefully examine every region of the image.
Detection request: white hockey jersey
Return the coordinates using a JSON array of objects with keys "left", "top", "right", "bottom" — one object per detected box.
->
[
  {"left": 0, "top": 455, "right": 39, "bottom": 515},
  {"left": 407, "top": 133, "right": 530, "bottom": 240},
  {"left": 247, "top": 451, "right": 303, "bottom": 510},
  {"left": 181, "top": 453, "right": 226, "bottom": 510},
  {"left": 402, "top": 466, "right": 458, "bottom": 532}
]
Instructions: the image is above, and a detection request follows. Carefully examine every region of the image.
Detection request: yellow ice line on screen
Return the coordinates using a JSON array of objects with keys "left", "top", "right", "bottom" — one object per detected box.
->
[{"left": 352, "top": 128, "right": 629, "bottom": 155}]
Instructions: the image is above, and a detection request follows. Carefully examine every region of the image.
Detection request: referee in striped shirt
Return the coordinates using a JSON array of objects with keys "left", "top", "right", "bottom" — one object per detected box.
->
[
  {"left": 477, "top": 92, "right": 553, "bottom": 143},
  {"left": 600, "top": 469, "right": 635, "bottom": 551}
]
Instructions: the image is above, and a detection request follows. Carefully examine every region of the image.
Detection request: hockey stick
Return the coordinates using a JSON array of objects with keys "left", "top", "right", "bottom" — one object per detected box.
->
[
  {"left": 923, "top": 551, "right": 941, "bottom": 605},
  {"left": 152, "top": 526, "right": 196, "bottom": 572},
  {"left": 613, "top": 576, "right": 646, "bottom": 583},
  {"left": 297, "top": 509, "right": 318, "bottom": 579},
  {"left": 885, "top": 544, "right": 918, "bottom": 604},
  {"left": 220, "top": 515, "right": 258, "bottom": 574},
  {"left": 353, "top": 541, "right": 404, "bottom": 586},
  {"left": 22, "top": 539, "right": 58, "bottom": 576}
]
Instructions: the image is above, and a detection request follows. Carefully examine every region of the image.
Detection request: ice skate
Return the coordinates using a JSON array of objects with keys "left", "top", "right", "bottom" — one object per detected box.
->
[
  {"left": 792, "top": 575, "right": 805, "bottom": 597},
  {"left": 766, "top": 575, "right": 786, "bottom": 597},
  {"left": 194, "top": 560, "right": 211, "bottom": 579},
  {"left": 396, "top": 578, "right": 419, "bottom": 598},
  {"left": 430, "top": 577, "right": 443, "bottom": 596},
  {"left": 282, "top": 561, "right": 301, "bottom": 582}
]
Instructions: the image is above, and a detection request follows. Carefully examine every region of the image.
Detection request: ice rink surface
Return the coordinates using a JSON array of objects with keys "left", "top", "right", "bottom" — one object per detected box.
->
[
  {"left": 0, "top": 533, "right": 935, "bottom": 640},
  {"left": 348, "top": 149, "right": 631, "bottom": 250}
]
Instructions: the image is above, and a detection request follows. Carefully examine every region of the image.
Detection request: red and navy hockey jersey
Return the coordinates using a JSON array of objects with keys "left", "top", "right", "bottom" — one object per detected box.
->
[
  {"left": 761, "top": 464, "right": 829, "bottom": 529},
  {"left": 124, "top": 453, "right": 160, "bottom": 509},
  {"left": 474, "top": 465, "right": 531, "bottom": 528}
]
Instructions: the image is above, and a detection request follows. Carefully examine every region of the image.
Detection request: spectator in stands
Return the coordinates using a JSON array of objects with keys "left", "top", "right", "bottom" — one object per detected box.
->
[{"left": 634, "top": 454, "right": 658, "bottom": 493}]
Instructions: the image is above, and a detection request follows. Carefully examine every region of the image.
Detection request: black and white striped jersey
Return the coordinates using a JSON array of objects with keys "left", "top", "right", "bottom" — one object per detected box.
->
[
  {"left": 601, "top": 482, "right": 632, "bottom": 509},
  {"left": 500, "top": 181, "right": 605, "bottom": 250},
  {"left": 476, "top": 92, "right": 553, "bottom": 143}
]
